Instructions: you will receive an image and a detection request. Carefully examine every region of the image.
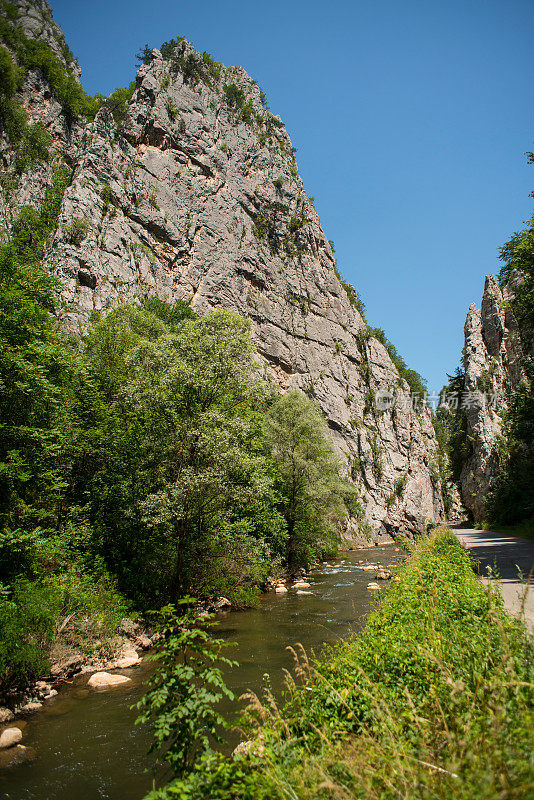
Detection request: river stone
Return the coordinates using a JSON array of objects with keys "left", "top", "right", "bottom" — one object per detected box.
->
[
  {"left": 110, "top": 646, "right": 140, "bottom": 669},
  {"left": 0, "top": 744, "right": 34, "bottom": 768},
  {"left": 233, "top": 739, "right": 266, "bottom": 758},
  {"left": 119, "top": 617, "right": 141, "bottom": 638},
  {"left": 366, "top": 582, "right": 381, "bottom": 591},
  {"left": 18, "top": 702, "right": 42, "bottom": 714},
  {"left": 0, "top": 728, "right": 22, "bottom": 749},
  {"left": 275, "top": 586, "right": 288, "bottom": 593},
  {"left": 375, "top": 569, "right": 392, "bottom": 580},
  {"left": 293, "top": 581, "right": 311, "bottom": 588},
  {"left": 49, "top": 655, "right": 83, "bottom": 678},
  {"left": 0, "top": 708, "right": 14, "bottom": 724},
  {"left": 87, "top": 672, "right": 132, "bottom": 690},
  {"left": 211, "top": 597, "right": 232, "bottom": 611},
  {"left": 296, "top": 590, "right": 313, "bottom": 595}
]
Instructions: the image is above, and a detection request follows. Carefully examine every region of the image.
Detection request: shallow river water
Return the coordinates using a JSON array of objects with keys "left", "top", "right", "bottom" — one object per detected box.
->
[{"left": 0, "top": 544, "right": 403, "bottom": 800}]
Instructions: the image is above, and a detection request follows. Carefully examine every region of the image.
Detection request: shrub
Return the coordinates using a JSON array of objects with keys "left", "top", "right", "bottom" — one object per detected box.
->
[
  {"left": 65, "top": 216, "right": 89, "bottom": 245},
  {"left": 104, "top": 81, "right": 135, "bottom": 125},
  {"left": 165, "top": 96, "right": 177, "bottom": 121},
  {"left": 223, "top": 83, "right": 254, "bottom": 124},
  {"left": 13, "top": 121, "right": 50, "bottom": 173},
  {"left": 135, "top": 600, "right": 236, "bottom": 778}
]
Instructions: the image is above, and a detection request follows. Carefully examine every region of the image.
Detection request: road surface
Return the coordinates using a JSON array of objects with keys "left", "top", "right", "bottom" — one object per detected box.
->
[{"left": 453, "top": 526, "right": 534, "bottom": 630}]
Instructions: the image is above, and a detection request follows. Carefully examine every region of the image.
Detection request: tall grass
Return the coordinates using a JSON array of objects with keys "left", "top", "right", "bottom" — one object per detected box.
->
[{"left": 153, "top": 529, "right": 534, "bottom": 799}]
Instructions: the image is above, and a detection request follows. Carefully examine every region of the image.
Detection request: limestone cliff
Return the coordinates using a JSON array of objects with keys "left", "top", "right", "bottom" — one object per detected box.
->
[
  {"left": 459, "top": 273, "right": 524, "bottom": 520},
  {"left": 0, "top": 0, "right": 446, "bottom": 538}
]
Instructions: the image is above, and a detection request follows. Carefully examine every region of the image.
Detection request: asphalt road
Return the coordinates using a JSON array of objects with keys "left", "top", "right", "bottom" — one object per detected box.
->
[{"left": 453, "top": 526, "right": 534, "bottom": 630}]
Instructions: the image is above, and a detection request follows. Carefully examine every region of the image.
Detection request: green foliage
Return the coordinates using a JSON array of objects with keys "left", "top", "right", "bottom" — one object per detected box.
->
[
  {"left": 135, "top": 600, "right": 236, "bottom": 778},
  {"left": 160, "top": 37, "right": 186, "bottom": 60},
  {"left": 0, "top": 44, "right": 51, "bottom": 173},
  {"left": 67, "top": 305, "right": 286, "bottom": 606},
  {"left": 163, "top": 530, "right": 534, "bottom": 799},
  {"left": 0, "top": 44, "right": 19, "bottom": 97},
  {"left": 0, "top": 11, "right": 101, "bottom": 122},
  {"left": 223, "top": 83, "right": 254, "bottom": 124},
  {"left": 487, "top": 361, "right": 534, "bottom": 524},
  {"left": 135, "top": 44, "right": 154, "bottom": 66},
  {"left": 484, "top": 153, "right": 534, "bottom": 525},
  {"left": 13, "top": 121, "right": 51, "bottom": 174},
  {"left": 0, "top": 161, "right": 129, "bottom": 698},
  {"left": 430, "top": 413, "right": 454, "bottom": 514},
  {"left": 165, "top": 96, "right": 178, "bottom": 121},
  {"left": 264, "top": 390, "right": 354, "bottom": 568},
  {"left": 0, "top": 579, "right": 57, "bottom": 693},
  {"left": 104, "top": 81, "right": 136, "bottom": 125},
  {"left": 436, "top": 368, "right": 472, "bottom": 486},
  {"left": 160, "top": 40, "right": 222, "bottom": 89},
  {"left": 66, "top": 216, "right": 89, "bottom": 245}
]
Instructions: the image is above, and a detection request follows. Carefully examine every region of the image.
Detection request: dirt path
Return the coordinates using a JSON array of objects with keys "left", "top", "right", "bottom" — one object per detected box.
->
[{"left": 453, "top": 527, "right": 534, "bottom": 630}]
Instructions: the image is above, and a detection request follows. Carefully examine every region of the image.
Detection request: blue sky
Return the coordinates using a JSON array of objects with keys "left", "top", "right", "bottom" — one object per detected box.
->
[{"left": 51, "top": 0, "right": 534, "bottom": 392}]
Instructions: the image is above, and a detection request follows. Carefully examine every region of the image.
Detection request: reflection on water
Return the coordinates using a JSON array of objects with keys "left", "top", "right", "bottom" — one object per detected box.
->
[{"left": 0, "top": 545, "right": 403, "bottom": 800}]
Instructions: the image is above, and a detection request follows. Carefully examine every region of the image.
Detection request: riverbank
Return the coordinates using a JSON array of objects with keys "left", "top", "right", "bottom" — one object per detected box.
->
[
  {"left": 163, "top": 529, "right": 534, "bottom": 799},
  {"left": 0, "top": 544, "right": 403, "bottom": 799}
]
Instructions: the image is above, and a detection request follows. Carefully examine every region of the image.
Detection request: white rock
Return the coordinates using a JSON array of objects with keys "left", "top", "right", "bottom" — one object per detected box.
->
[
  {"left": 0, "top": 708, "right": 14, "bottom": 724},
  {"left": 87, "top": 672, "right": 132, "bottom": 690},
  {"left": 275, "top": 586, "right": 288, "bottom": 593},
  {"left": 0, "top": 728, "right": 22, "bottom": 749},
  {"left": 18, "top": 702, "right": 42, "bottom": 714},
  {"left": 293, "top": 581, "right": 311, "bottom": 589},
  {"left": 296, "top": 590, "right": 313, "bottom": 595},
  {"left": 366, "top": 582, "right": 381, "bottom": 591}
]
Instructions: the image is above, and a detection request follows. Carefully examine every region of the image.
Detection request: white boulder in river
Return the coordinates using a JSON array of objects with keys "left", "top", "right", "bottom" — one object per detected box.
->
[
  {"left": 87, "top": 672, "right": 132, "bottom": 690},
  {"left": 0, "top": 728, "right": 22, "bottom": 749}
]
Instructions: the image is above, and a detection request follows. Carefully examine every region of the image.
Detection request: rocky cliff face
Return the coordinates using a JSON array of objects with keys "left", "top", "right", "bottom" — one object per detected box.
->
[
  {"left": 1, "top": 0, "right": 446, "bottom": 538},
  {"left": 460, "top": 273, "right": 524, "bottom": 520}
]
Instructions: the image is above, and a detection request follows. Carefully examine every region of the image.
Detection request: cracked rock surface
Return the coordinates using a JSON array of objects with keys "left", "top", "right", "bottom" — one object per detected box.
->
[
  {"left": 1, "top": 1, "right": 447, "bottom": 538},
  {"left": 460, "top": 274, "right": 524, "bottom": 521}
]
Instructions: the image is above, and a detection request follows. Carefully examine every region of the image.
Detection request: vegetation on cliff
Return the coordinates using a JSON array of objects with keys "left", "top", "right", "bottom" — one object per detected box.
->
[
  {"left": 144, "top": 530, "right": 533, "bottom": 799},
  {"left": 488, "top": 156, "right": 534, "bottom": 525}
]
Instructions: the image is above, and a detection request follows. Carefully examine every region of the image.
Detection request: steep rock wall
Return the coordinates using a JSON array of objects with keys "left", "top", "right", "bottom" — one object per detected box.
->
[
  {"left": 460, "top": 274, "right": 524, "bottom": 520},
  {"left": 1, "top": 2, "right": 445, "bottom": 539}
]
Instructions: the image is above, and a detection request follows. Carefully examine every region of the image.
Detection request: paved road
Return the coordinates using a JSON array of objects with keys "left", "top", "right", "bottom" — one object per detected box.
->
[{"left": 453, "top": 527, "right": 534, "bottom": 630}]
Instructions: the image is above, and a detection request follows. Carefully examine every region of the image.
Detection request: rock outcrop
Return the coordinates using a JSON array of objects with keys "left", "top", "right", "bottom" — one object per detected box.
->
[
  {"left": 0, "top": 0, "right": 447, "bottom": 537},
  {"left": 459, "top": 274, "right": 524, "bottom": 520}
]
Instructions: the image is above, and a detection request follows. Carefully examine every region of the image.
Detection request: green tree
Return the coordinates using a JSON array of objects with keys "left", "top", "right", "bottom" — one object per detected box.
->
[
  {"left": 135, "top": 599, "right": 236, "bottom": 779},
  {"left": 264, "top": 390, "right": 353, "bottom": 569},
  {"left": 69, "top": 306, "right": 285, "bottom": 606}
]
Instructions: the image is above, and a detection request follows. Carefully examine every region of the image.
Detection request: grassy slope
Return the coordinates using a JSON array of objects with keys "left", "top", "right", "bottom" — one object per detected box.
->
[{"left": 160, "top": 529, "right": 534, "bottom": 799}]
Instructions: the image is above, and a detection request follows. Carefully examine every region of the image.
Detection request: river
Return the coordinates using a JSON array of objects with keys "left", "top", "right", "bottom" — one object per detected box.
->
[{"left": 0, "top": 544, "right": 403, "bottom": 800}]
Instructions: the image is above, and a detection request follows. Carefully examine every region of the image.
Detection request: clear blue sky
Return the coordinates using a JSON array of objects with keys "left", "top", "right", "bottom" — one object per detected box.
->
[{"left": 51, "top": 0, "right": 534, "bottom": 392}]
